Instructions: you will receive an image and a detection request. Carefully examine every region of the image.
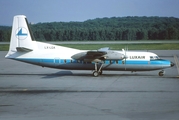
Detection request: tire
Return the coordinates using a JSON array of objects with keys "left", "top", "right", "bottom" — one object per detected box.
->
[
  {"left": 93, "top": 71, "right": 99, "bottom": 77},
  {"left": 159, "top": 71, "right": 164, "bottom": 76}
]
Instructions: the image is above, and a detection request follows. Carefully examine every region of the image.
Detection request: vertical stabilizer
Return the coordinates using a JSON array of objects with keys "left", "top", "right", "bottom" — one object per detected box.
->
[{"left": 6, "top": 15, "right": 35, "bottom": 58}]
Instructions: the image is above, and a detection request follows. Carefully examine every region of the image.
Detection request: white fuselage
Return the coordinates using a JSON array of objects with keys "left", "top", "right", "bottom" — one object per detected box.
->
[{"left": 6, "top": 41, "right": 172, "bottom": 71}]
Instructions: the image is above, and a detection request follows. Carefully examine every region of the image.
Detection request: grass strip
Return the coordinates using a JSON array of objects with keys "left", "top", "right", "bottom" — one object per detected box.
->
[{"left": 59, "top": 43, "right": 179, "bottom": 50}]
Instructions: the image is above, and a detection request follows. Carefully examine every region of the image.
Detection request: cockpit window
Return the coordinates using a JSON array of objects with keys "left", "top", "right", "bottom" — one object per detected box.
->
[
  {"left": 150, "top": 56, "right": 154, "bottom": 59},
  {"left": 150, "top": 56, "right": 160, "bottom": 60},
  {"left": 154, "top": 56, "right": 160, "bottom": 59}
]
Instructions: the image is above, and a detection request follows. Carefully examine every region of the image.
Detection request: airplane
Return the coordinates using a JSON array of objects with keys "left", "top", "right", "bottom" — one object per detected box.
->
[{"left": 5, "top": 15, "right": 175, "bottom": 77}]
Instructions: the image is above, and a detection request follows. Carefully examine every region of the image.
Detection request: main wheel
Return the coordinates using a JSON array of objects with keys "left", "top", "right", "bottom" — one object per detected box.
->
[{"left": 93, "top": 71, "right": 99, "bottom": 77}]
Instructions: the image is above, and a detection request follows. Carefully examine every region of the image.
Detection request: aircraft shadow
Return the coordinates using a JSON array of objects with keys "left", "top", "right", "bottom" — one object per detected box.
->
[
  {"left": 41, "top": 71, "right": 159, "bottom": 79},
  {"left": 41, "top": 71, "right": 178, "bottom": 79},
  {"left": 42, "top": 71, "right": 74, "bottom": 79}
]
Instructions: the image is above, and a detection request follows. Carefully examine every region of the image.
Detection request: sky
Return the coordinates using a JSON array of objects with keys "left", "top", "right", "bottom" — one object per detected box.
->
[{"left": 0, "top": 0, "right": 179, "bottom": 26}]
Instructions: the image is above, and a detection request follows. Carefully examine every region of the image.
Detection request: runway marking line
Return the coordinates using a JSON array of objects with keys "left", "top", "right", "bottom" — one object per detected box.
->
[{"left": 174, "top": 55, "right": 179, "bottom": 77}]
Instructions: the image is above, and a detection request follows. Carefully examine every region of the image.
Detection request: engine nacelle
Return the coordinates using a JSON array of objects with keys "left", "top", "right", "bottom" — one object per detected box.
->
[
  {"left": 104, "top": 51, "right": 124, "bottom": 60},
  {"left": 71, "top": 52, "right": 86, "bottom": 60},
  {"left": 71, "top": 51, "right": 125, "bottom": 61}
]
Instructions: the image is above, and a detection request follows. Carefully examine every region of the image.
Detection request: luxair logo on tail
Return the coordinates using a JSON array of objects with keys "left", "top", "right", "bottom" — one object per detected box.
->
[{"left": 16, "top": 28, "right": 28, "bottom": 40}]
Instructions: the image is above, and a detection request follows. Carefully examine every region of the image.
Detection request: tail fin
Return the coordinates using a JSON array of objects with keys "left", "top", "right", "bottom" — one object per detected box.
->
[{"left": 6, "top": 15, "right": 35, "bottom": 57}]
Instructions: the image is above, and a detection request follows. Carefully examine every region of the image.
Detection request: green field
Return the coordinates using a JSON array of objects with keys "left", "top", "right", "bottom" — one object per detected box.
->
[
  {"left": 1, "top": 43, "right": 179, "bottom": 51},
  {"left": 59, "top": 43, "right": 179, "bottom": 50}
]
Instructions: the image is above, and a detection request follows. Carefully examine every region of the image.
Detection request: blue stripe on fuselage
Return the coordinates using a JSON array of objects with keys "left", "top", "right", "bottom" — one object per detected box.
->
[
  {"left": 14, "top": 58, "right": 170, "bottom": 66},
  {"left": 150, "top": 59, "right": 170, "bottom": 65}
]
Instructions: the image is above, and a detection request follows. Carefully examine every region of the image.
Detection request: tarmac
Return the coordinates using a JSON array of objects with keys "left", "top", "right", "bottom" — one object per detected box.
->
[{"left": 0, "top": 51, "right": 179, "bottom": 120}]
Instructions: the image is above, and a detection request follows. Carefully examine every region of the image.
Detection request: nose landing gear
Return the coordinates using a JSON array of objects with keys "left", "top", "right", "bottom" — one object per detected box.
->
[{"left": 158, "top": 70, "right": 165, "bottom": 76}]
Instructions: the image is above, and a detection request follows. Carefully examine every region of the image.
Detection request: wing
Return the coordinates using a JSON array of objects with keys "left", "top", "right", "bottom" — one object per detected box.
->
[
  {"left": 71, "top": 47, "right": 124, "bottom": 62},
  {"left": 86, "top": 47, "right": 109, "bottom": 59},
  {"left": 71, "top": 48, "right": 108, "bottom": 62}
]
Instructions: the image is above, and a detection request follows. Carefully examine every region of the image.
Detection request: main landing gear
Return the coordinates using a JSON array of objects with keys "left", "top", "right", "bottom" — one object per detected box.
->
[
  {"left": 158, "top": 70, "right": 165, "bottom": 76},
  {"left": 93, "top": 63, "right": 103, "bottom": 77}
]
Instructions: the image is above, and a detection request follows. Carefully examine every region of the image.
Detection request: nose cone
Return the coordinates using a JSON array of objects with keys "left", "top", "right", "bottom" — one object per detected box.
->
[{"left": 170, "top": 62, "right": 175, "bottom": 67}]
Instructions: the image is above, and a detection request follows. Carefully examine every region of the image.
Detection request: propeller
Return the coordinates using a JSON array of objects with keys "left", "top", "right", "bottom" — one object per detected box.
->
[{"left": 122, "top": 46, "right": 128, "bottom": 70}]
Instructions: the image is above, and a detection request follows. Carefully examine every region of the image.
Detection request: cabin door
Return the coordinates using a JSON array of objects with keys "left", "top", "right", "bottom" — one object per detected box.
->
[{"left": 54, "top": 58, "right": 60, "bottom": 64}]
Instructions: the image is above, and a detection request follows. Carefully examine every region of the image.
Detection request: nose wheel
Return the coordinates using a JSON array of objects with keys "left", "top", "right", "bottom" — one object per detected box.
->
[{"left": 158, "top": 70, "right": 165, "bottom": 76}]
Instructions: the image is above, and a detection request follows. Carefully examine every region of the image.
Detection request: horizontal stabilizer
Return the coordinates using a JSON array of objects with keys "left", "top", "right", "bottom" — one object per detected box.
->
[{"left": 16, "top": 47, "right": 33, "bottom": 52}]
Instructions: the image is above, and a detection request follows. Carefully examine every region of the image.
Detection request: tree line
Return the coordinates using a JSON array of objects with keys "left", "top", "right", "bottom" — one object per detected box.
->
[{"left": 0, "top": 16, "right": 179, "bottom": 41}]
